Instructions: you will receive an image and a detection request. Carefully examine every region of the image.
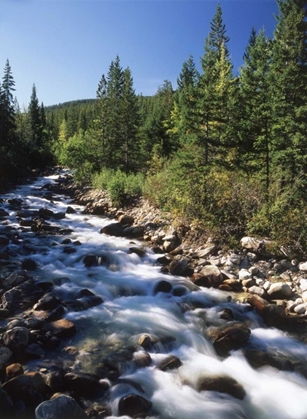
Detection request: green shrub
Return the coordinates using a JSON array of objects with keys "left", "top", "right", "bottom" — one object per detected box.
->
[
  {"left": 92, "top": 168, "right": 115, "bottom": 190},
  {"left": 125, "top": 172, "right": 145, "bottom": 196}
]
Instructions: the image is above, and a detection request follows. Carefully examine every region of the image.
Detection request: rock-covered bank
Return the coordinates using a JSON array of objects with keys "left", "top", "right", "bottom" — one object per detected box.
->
[
  {"left": 74, "top": 181, "right": 307, "bottom": 331},
  {"left": 0, "top": 169, "right": 307, "bottom": 418}
]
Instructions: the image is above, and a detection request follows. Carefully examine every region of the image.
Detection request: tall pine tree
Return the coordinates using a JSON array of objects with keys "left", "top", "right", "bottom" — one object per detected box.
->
[
  {"left": 239, "top": 28, "right": 272, "bottom": 190},
  {"left": 270, "top": 0, "right": 307, "bottom": 184},
  {"left": 199, "top": 3, "right": 235, "bottom": 166}
]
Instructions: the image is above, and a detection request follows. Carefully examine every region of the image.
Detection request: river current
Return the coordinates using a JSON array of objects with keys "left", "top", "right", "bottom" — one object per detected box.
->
[{"left": 2, "top": 170, "right": 307, "bottom": 418}]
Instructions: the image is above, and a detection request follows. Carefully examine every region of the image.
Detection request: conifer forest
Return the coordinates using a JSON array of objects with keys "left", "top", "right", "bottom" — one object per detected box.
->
[{"left": 1, "top": 0, "right": 307, "bottom": 256}]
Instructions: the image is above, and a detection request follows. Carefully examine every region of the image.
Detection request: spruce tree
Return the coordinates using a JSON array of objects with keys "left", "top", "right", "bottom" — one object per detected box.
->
[
  {"left": 0, "top": 59, "right": 17, "bottom": 155},
  {"left": 121, "top": 67, "right": 141, "bottom": 172},
  {"left": 239, "top": 28, "right": 272, "bottom": 190},
  {"left": 94, "top": 73, "right": 108, "bottom": 168},
  {"left": 270, "top": 0, "right": 307, "bottom": 184},
  {"left": 168, "top": 55, "right": 200, "bottom": 143},
  {"left": 106, "top": 55, "right": 124, "bottom": 169},
  {"left": 199, "top": 3, "right": 235, "bottom": 166}
]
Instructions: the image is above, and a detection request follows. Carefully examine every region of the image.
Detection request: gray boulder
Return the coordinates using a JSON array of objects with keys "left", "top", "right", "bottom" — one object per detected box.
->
[{"left": 35, "top": 395, "right": 87, "bottom": 419}]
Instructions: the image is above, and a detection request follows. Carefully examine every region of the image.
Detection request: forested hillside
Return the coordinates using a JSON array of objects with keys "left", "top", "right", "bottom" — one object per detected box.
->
[{"left": 1, "top": 0, "right": 307, "bottom": 255}]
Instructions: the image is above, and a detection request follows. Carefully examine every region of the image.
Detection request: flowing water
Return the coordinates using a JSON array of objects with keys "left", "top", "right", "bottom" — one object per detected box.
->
[{"left": 2, "top": 170, "right": 307, "bottom": 418}]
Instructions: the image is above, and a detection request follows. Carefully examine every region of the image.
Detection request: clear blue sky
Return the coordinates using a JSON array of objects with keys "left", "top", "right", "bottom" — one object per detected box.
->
[{"left": 1, "top": 0, "right": 279, "bottom": 108}]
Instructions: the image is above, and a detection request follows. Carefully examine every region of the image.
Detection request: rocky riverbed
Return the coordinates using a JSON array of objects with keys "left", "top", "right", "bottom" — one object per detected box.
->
[{"left": 1, "top": 169, "right": 307, "bottom": 418}]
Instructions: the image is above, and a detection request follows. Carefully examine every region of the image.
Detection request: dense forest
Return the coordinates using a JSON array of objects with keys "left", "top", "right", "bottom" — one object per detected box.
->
[{"left": 1, "top": 0, "right": 307, "bottom": 256}]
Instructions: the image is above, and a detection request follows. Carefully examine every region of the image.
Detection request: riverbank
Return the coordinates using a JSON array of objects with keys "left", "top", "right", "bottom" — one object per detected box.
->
[{"left": 72, "top": 179, "right": 307, "bottom": 331}]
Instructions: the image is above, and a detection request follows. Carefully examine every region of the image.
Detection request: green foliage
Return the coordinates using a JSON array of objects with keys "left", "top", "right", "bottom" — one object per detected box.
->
[
  {"left": 58, "top": 130, "right": 100, "bottom": 184},
  {"left": 247, "top": 175, "right": 307, "bottom": 257},
  {"left": 92, "top": 168, "right": 145, "bottom": 207}
]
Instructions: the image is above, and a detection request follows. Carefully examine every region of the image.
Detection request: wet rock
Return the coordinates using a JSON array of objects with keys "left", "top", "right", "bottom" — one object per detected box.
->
[
  {"left": 45, "top": 305, "right": 66, "bottom": 322},
  {"left": 219, "top": 308, "right": 234, "bottom": 321},
  {"left": 43, "top": 319, "right": 76, "bottom": 339},
  {"left": 64, "top": 372, "right": 103, "bottom": 397},
  {"left": 7, "top": 319, "right": 27, "bottom": 329},
  {"left": 65, "top": 295, "right": 103, "bottom": 312},
  {"left": 262, "top": 304, "right": 286, "bottom": 327},
  {"left": 207, "top": 323, "right": 251, "bottom": 357},
  {"left": 2, "top": 371, "right": 47, "bottom": 401},
  {"left": 138, "top": 334, "right": 153, "bottom": 350},
  {"left": 34, "top": 293, "right": 61, "bottom": 311},
  {"left": 267, "top": 282, "right": 292, "bottom": 300},
  {"left": 100, "top": 222, "right": 124, "bottom": 237},
  {"left": 156, "top": 255, "right": 171, "bottom": 265},
  {"left": 45, "top": 370, "right": 65, "bottom": 393},
  {"left": 119, "top": 215, "right": 134, "bottom": 225},
  {"left": 1, "top": 270, "right": 31, "bottom": 290},
  {"left": 244, "top": 349, "right": 294, "bottom": 371},
  {"left": 0, "top": 209, "right": 9, "bottom": 217},
  {"left": 83, "top": 254, "right": 98, "bottom": 267},
  {"left": 118, "top": 393, "right": 152, "bottom": 418},
  {"left": 191, "top": 265, "right": 223, "bottom": 288},
  {"left": 197, "top": 374, "right": 246, "bottom": 400},
  {"left": 53, "top": 211, "right": 66, "bottom": 220},
  {"left": 219, "top": 279, "right": 242, "bottom": 292},
  {"left": 129, "top": 246, "right": 146, "bottom": 257},
  {"left": 133, "top": 352, "right": 152, "bottom": 368},
  {"left": 63, "top": 246, "right": 77, "bottom": 254},
  {"left": 151, "top": 246, "right": 164, "bottom": 254},
  {"left": 3, "top": 327, "right": 29, "bottom": 353},
  {"left": 6, "top": 363, "right": 24, "bottom": 379},
  {"left": 247, "top": 295, "right": 269, "bottom": 313},
  {"left": 95, "top": 361, "right": 119, "bottom": 381},
  {"left": 0, "top": 346, "right": 13, "bottom": 367},
  {"left": 43, "top": 192, "right": 53, "bottom": 200},
  {"left": 0, "top": 388, "right": 14, "bottom": 417},
  {"left": 1, "top": 280, "right": 44, "bottom": 312},
  {"left": 65, "top": 206, "right": 76, "bottom": 214},
  {"left": 154, "top": 280, "right": 172, "bottom": 294},
  {"left": 156, "top": 355, "right": 182, "bottom": 371},
  {"left": 21, "top": 258, "right": 37, "bottom": 270},
  {"left": 248, "top": 295, "right": 286, "bottom": 327},
  {"left": 123, "top": 225, "right": 145, "bottom": 239},
  {"left": 25, "top": 343, "right": 46, "bottom": 359},
  {"left": 169, "top": 257, "right": 189, "bottom": 276},
  {"left": 38, "top": 208, "right": 54, "bottom": 219},
  {"left": 35, "top": 394, "right": 87, "bottom": 419}
]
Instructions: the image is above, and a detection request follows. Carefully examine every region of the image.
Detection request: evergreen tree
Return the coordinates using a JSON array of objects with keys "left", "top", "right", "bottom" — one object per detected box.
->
[
  {"left": 27, "top": 84, "right": 53, "bottom": 167},
  {"left": 0, "top": 59, "right": 17, "bottom": 155},
  {"left": 121, "top": 67, "right": 141, "bottom": 172},
  {"left": 0, "top": 60, "right": 25, "bottom": 182},
  {"left": 238, "top": 28, "right": 272, "bottom": 190},
  {"left": 94, "top": 73, "right": 109, "bottom": 167},
  {"left": 199, "top": 3, "right": 235, "bottom": 166},
  {"left": 27, "top": 84, "right": 41, "bottom": 159},
  {"left": 167, "top": 55, "right": 200, "bottom": 143},
  {"left": 270, "top": 0, "right": 307, "bottom": 184},
  {"left": 105, "top": 55, "right": 125, "bottom": 169}
]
